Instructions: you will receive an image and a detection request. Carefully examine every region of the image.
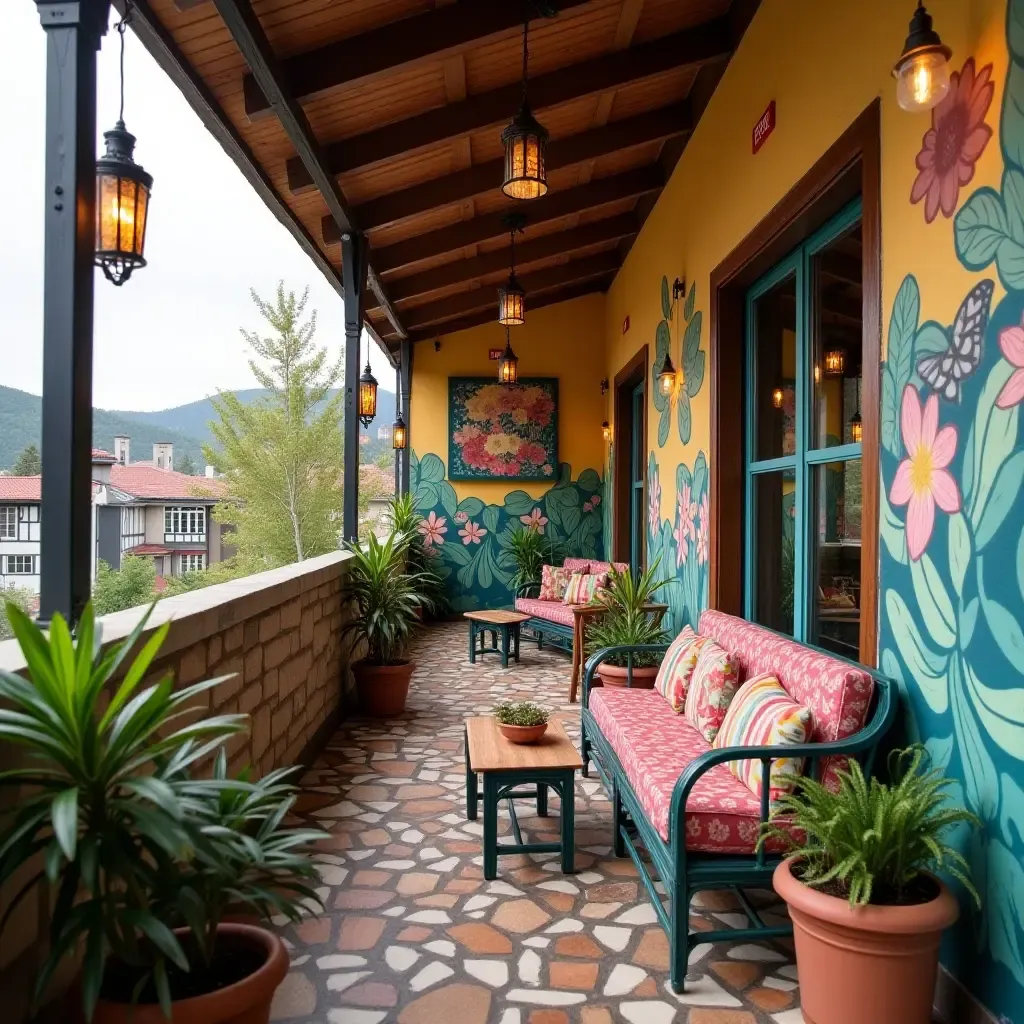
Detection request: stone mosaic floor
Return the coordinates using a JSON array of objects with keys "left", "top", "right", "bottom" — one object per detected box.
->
[{"left": 270, "top": 623, "right": 803, "bottom": 1024}]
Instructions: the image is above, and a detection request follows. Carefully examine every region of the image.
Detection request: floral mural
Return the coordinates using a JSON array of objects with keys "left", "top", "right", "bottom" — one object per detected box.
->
[
  {"left": 880, "top": 29, "right": 1024, "bottom": 1021},
  {"left": 410, "top": 450, "right": 604, "bottom": 611},
  {"left": 448, "top": 378, "right": 558, "bottom": 480},
  {"left": 652, "top": 277, "right": 706, "bottom": 447}
]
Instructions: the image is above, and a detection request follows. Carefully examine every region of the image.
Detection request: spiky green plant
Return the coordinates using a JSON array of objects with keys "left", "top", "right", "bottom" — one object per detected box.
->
[
  {"left": 760, "top": 746, "right": 980, "bottom": 907},
  {"left": 585, "top": 560, "right": 671, "bottom": 668},
  {"left": 493, "top": 701, "right": 549, "bottom": 727},
  {"left": 505, "top": 525, "right": 564, "bottom": 592},
  {"left": 383, "top": 492, "right": 421, "bottom": 546}
]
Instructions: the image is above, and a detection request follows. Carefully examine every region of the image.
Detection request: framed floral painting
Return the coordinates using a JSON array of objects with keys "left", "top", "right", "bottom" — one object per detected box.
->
[{"left": 448, "top": 377, "right": 558, "bottom": 480}]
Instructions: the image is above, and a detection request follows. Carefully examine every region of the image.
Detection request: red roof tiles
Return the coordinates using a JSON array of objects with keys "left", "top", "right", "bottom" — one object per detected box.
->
[
  {"left": 0, "top": 476, "right": 41, "bottom": 501},
  {"left": 0, "top": 466, "right": 226, "bottom": 503}
]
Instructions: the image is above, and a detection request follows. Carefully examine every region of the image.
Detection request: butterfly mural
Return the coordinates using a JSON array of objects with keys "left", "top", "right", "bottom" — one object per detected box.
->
[{"left": 916, "top": 279, "right": 994, "bottom": 402}]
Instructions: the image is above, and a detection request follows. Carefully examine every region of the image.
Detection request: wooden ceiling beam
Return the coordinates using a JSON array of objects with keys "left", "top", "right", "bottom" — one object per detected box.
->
[
  {"left": 290, "top": 18, "right": 732, "bottom": 185},
  {"left": 380, "top": 213, "right": 638, "bottom": 306},
  {"left": 212, "top": 0, "right": 406, "bottom": 341},
  {"left": 407, "top": 277, "right": 613, "bottom": 343},
  {"left": 243, "top": 0, "right": 593, "bottom": 119},
  {"left": 328, "top": 164, "right": 663, "bottom": 270}
]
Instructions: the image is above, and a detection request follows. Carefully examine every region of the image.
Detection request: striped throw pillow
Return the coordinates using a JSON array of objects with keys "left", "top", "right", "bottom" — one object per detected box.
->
[
  {"left": 684, "top": 640, "right": 740, "bottom": 743},
  {"left": 654, "top": 626, "right": 708, "bottom": 713},
  {"left": 713, "top": 674, "right": 813, "bottom": 805},
  {"left": 562, "top": 572, "right": 608, "bottom": 605}
]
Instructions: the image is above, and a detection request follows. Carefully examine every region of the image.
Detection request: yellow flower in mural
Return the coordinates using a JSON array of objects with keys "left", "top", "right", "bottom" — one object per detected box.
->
[
  {"left": 511, "top": 408, "right": 528, "bottom": 425},
  {"left": 464, "top": 385, "right": 505, "bottom": 423},
  {"left": 485, "top": 432, "right": 521, "bottom": 457}
]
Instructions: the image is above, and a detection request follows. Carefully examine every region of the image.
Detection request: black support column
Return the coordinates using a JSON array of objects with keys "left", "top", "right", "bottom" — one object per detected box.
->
[
  {"left": 35, "top": 0, "right": 110, "bottom": 626},
  {"left": 342, "top": 231, "right": 369, "bottom": 542},
  {"left": 398, "top": 339, "right": 412, "bottom": 496}
]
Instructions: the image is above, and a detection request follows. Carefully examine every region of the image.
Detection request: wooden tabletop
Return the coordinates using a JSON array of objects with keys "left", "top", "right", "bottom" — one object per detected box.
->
[
  {"left": 463, "top": 610, "right": 532, "bottom": 625},
  {"left": 466, "top": 716, "right": 584, "bottom": 772}
]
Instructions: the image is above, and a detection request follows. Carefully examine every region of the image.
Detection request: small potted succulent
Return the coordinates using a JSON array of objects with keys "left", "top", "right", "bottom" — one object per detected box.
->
[
  {"left": 493, "top": 701, "right": 550, "bottom": 744},
  {"left": 764, "top": 747, "right": 979, "bottom": 1024},
  {"left": 585, "top": 561, "right": 670, "bottom": 687}
]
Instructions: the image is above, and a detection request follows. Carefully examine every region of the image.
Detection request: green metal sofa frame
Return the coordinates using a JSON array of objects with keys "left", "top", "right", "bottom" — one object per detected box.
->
[
  {"left": 514, "top": 581, "right": 574, "bottom": 653},
  {"left": 580, "top": 638, "right": 897, "bottom": 993}
]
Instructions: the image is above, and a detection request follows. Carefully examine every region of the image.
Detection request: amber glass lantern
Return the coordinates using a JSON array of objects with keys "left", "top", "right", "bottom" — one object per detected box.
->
[
  {"left": 498, "top": 333, "right": 519, "bottom": 385},
  {"left": 498, "top": 275, "right": 526, "bottom": 326},
  {"left": 502, "top": 17, "right": 548, "bottom": 200},
  {"left": 95, "top": 122, "right": 152, "bottom": 286},
  {"left": 358, "top": 361, "right": 378, "bottom": 427},
  {"left": 657, "top": 351, "right": 676, "bottom": 397},
  {"left": 824, "top": 348, "right": 846, "bottom": 376},
  {"left": 893, "top": 2, "right": 952, "bottom": 113},
  {"left": 850, "top": 412, "right": 863, "bottom": 443},
  {"left": 602, "top": 421, "right": 612, "bottom": 442},
  {"left": 392, "top": 413, "right": 407, "bottom": 450},
  {"left": 772, "top": 387, "right": 785, "bottom": 409}
]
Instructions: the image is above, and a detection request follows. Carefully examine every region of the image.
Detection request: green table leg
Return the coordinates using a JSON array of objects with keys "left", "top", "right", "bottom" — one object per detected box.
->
[
  {"left": 483, "top": 773, "right": 499, "bottom": 880},
  {"left": 536, "top": 783, "right": 548, "bottom": 817},
  {"left": 560, "top": 771, "right": 575, "bottom": 873},
  {"left": 468, "top": 621, "right": 476, "bottom": 664},
  {"left": 465, "top": 728, "right": 478, "bottom": 821},
  {"left": 513, "top": 624, "right": 521, "bottom": 663},
  {"left": 500, "top": 625, "right": 510, "bottom": 668}
]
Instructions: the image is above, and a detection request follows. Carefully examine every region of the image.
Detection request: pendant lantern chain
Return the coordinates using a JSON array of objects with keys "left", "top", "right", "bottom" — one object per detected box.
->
[
  {"left": 117, "top": 4, "right": 131, "bottom": 125},
  {"left": 521, "top": 14, "right": 530, "bottom": 105}
]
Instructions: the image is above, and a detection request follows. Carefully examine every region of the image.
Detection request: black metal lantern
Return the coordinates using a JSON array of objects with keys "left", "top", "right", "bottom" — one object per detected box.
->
[
  {"left": 358, "top": 360, "right": 378, "bottom": 427},
  {"left": 392, "top": 413, "right": 407, "bottom": 451},
  {"left": 95, "top": 8, "right": 152, "bottom": 286},
  {"left": 498, "top": 331, "right": 519, "bottom": 385},
  {"left": 502, "top": 16, "right": 549, "bottom": 200},
  {"left": 657, "top": 351, "right": 676, "bottom": 397},
  {"left": 893, "top": 2, "right": 952, "bottom": 113},
  {"left": 498, "top": 214, "right": 527, "bottom": 325}
]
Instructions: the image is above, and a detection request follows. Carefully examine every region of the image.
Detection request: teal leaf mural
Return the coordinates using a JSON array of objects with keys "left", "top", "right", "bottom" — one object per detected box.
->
[{"left": 881, "top": 275, "right": 920, "bottom": 458}]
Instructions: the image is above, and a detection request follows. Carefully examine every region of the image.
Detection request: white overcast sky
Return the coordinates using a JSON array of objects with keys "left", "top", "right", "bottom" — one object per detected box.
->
[{"left": 0, "top": 3, "right": 395, "bottom": 412}]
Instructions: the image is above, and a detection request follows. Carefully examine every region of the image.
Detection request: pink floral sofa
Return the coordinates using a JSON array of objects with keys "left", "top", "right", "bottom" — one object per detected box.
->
[{"left": 580, "top": 608, "right": 896, "bottom": 993}]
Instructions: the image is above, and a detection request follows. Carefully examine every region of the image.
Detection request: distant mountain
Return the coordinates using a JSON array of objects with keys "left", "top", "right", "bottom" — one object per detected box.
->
[{"left": 0, "top": 385, "right": 398, "bottom": 471}]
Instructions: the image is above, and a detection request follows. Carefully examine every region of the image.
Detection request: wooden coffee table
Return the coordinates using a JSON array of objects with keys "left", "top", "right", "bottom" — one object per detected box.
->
[
  {"left": 464, "top": 609, "right": 531, "bottom": 668},
  {"left": 465, "top": 715, "right": 583, "bottom": 879}
]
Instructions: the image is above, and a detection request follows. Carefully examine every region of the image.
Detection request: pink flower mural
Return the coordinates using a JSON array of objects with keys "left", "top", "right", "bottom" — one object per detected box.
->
[
  {"left": 673, "top": 483, "right": 697, "bottom": 566},
  {"left": 519, "top": 508, "right": 548, "bottom": 533},
  {"left": 910, "top": 57, "right": 994, "bottom": 223},
  {"left": 418, "top": 511, "right": 447, "bottom": 547},
  {"left": 649, "top": 469, "right": 662, "bottom": 536},
  {"left": 996, "top": 319, "right": 1024, "bottom": 409},
  {"left": 889, "top": 386, "right": 961, "bottom": 561},
  {"left": 459, "top": 521, "right": 487, "bottom": 545},
  {"left": 697, "top": 493, "right": 709, "bottom": 565}
]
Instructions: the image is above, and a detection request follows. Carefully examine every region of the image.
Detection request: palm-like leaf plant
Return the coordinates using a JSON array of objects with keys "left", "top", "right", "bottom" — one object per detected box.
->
[
  {"left": 382, "top": 495, "right": 449, "bottom": 617},
  {"left": 585, "top": 560, "right": 671, "bottom": 668},
  {"left": 383, "top": 492, "right": 421, "bottom": 546},
  {"left": 342, "top": 532, "right": 428, "bottom": 665},
  {"left": 0, "top": 602, "right": 247, "bottom": 1018},
  {"left": 760, "top": 746, "right": 980, "bottom": 907},
  {"left": 505, "top": 525, "right": 564, "bottom": 592}
]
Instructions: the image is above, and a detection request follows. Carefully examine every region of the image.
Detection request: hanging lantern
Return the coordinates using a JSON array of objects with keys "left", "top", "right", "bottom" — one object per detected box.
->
[
  {"left": 502, "top": 16, "right": 548, "bottom": 200},
  {"left": 392, "top": 413, "right": 407, "bottom": 451},
  {"left": 657, "top": 351, "right": 676, "bottom": 397},
  {"left": 602, "top": 421, "right": 612, "bottom": 442},
  {"left": 772, "top": 387, "right": 785, "bottom": 410},
  {"left": 498, "top": 332, "right": 519, "bottom": 385},
  {"left": 358, "top": 361, "right": 378, "bottom": 427},
  {"left": 498, "top": 214, "right": 527, "bottom": 326},
  {"left": 95, "top": 9, "right": 153, "bottom": 286},
  {"left": 824, "top": 348, "right": 846, "bottom": 376},
  {"left": 814, "top": 364, "right": 821, "bottom": 385},
  {"left": 893, "top": 2, "right": 952, "bottom": 113},
  {"left": 850, "top": 412, "right": 863, "bottom": 443}
]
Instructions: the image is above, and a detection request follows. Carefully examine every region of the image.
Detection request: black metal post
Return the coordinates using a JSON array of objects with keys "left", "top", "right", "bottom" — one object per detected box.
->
[
  {"left": 35, "top": 0, "right": 110, "bottom": 627},
  {"left": 394, "top": 360, "right": 402, "bottom": 496},
  {"left": 342, "top": 231, "right": 369, "bottom": 542},
  {"left": 399, "top": 339, "right": 412, "bottom": 496}
]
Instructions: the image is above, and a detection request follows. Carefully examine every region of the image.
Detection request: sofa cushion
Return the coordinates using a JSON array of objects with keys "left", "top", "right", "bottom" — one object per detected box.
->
[
  {"left": 714, "top": 673, "right": 813, "bottom": 805},
  {"left": 562, "top": 557, "right": 591, "bottom": 575},
  {"left": 590, "top": 687, "right": 786, "bottom": 853},
  {"left": 515, "top": 597, "right": 576, "bottom": 629},
  {"left": 698, "top": 610, "right": 873, "bottom": 788},
  {"left": 589, "top": 560, "right": 630, "bottom": 577},
  {"left": 539, "top": 564, "right": 571, "bottom": 602},
  {"left": 684, "top": 639, "right": 741, "bottom": 743},
  {"left": 654, "top": 626, "right": 706, "bottom": 712},
  {"left": 563, "top": 572, "right": 608, "bottom": 605}
]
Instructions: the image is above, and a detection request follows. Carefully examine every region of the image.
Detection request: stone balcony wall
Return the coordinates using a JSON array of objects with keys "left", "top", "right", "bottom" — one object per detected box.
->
[{"left": 0, "top": 551, "right": 355, "bottom": 1021}]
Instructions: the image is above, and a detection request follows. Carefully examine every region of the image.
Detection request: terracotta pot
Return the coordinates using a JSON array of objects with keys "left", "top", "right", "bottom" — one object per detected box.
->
[
  {"left": 354, "top": 659, "right": 415, "bottom": 716},
  {"left": 92, "top": 924, "right": 287, "bottom": 1024},
  {"left": 773, "top": 858, "right": 959, "bottom": 1024},
  {"left": 498, "top": 722, "right": 549, "bottom": 744},
  {"left": 595, "top": 663, "right": 659, "bottom": 688}
]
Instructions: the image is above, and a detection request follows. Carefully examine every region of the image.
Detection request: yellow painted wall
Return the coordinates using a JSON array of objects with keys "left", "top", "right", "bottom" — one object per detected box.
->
[
  {"left": 409, "top": 292, "right": 608, "bottom": 500},
  {"left": 604, "top": 0, "right": 1006, "bottom": 525}
]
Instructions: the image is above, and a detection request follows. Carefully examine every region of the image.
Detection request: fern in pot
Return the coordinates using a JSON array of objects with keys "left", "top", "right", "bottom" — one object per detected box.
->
[
  {"left": 0, "top": 602, "right": 324, "bottom": 1024},
  {"left": 765, "top": 747, "right": 978, "bottom": 1024},
  {"left": 584, "top": 562, "right": 670, "bottom": 687}
]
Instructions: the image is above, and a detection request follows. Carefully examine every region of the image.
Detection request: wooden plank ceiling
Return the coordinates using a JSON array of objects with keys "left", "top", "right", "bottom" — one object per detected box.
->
[{"left": 128, "top": 0, "right": 762, "bottom": 356}]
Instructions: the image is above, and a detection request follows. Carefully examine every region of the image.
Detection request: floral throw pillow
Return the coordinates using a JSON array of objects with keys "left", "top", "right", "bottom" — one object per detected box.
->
[
  {"left": 684, "top": 640, "right": 741, "bottom": 743},
  {"left": 538, "top": 564, "right": 570, "bottom": 602},
  {"left": 713, "top": 673, "right": 814, "bottom": 806},
  {"left": 562, "top": 572, "right": 608, "bottom": 605},
  {"left": 653, "top": 626, "right": 708, "bottom": 713}
]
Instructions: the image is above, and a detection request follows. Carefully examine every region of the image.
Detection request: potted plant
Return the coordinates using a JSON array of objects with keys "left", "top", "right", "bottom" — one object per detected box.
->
[
  {"left": 493, "top": 701, "right": 550, "bottom": 744},
  {"left": 385, "top": 494, "right": 449, "bottom": 620},
  {"left": 584, "top": 562, "right": 670, "bottom": 687},
  {"left": 764, "top": 747, "right": 979, "bottom": 1024},
  {"left": 342, "top": 531, "right": 427, "bottom": 716},
  {"left": 503, "top": 524, "right": 564, "bottom": 595},
  {"left": 0, "top": 601, "right": 324, "bottom": 1023}
]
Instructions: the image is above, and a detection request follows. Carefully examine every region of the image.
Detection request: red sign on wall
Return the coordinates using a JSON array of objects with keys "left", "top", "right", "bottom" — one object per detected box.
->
[
  {"left": 752, "top": 100, "right": 776, "bottom": 154},
  {"left": 488, "top": 348, "right": 503, "bottom": 360}
]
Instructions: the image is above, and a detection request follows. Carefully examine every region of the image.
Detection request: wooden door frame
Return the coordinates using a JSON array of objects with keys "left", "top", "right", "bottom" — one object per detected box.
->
[
  {"left": 612, "top": 345, "right": 648, "bottom": 565},
  {"left": 709, "top": 99, "right": 881, "bottom": 664}
]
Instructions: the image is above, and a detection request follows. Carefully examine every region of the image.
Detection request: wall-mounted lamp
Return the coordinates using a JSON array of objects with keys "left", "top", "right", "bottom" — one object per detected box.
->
[
  {"left": 600, "top": 378, "right": 609, "bottom": 396},
  {"left": 824, "top": 348, "right": 846, "bottom": 376},
  {"left": 672, "top": 277, "right": 686, "bottom": 302},
  {"left": 657, "top": 351, "right": 677, "bottom": 396},
  {"left": 602, "top": 421, "right": 612, "bottom": 443},
  {"left": 814, "top": 363, "right": 821, "bottom": 385},
  {"left": 772, "top": 387, "right": 785, "bottom": 410},
  {"left": 893, "top": 2, "right": 952, "bottom": 113}
]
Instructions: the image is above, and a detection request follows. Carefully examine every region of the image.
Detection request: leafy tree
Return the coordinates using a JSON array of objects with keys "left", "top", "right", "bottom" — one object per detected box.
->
[
  {"left": 205, "top": 284, "right": 345, "bottom": 567},
  {"left": 92, "top": 555, "right": 157, "bottom": 616},
  {"left": 375, "top": 449, "right": 395, "bottom": 470},
  {"left": 177, "top": 451, "right": 199, "bottom": 475},
  {"left": 0, "top": 586, "right": 36, "bottom": 640},
  {"left": 161, "top": 556, "right": 253, "bottom": 597},
  {"left": 11, "top": 443, "right": 41, "bottom": 476}
]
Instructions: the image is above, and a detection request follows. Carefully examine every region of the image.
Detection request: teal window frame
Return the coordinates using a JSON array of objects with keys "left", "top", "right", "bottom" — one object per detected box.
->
[
  {"left": 743, "top": 198, "right": 863, "bottom": 643},
  {"left": 630, "top": 380, "right": 646, "bottom": 569}
]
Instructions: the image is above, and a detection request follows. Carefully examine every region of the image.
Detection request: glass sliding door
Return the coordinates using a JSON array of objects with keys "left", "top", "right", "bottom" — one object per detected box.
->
[{"left": 744, "top": 199, "right": 864, "bottom": 656}]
